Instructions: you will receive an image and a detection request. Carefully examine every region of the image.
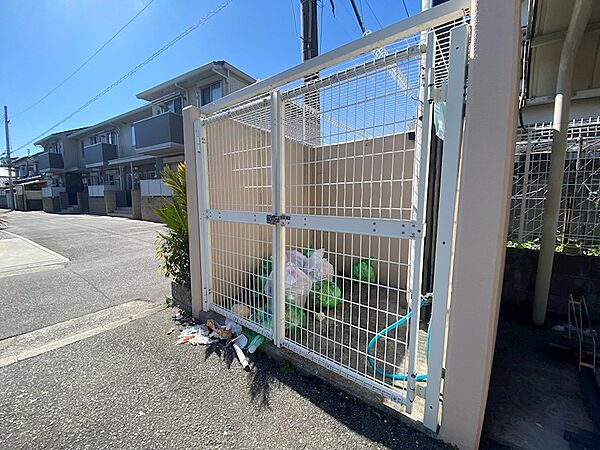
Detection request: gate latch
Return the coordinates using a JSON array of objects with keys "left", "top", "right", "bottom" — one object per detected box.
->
[{"left": 266, "top": 214, "right": 290, "bottom": 225}]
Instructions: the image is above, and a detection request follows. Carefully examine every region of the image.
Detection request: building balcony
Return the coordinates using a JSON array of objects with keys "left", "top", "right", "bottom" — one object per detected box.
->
[
  {"left": 87, "top": 184, "right": 119, "bottom": 198},
  {"left": 134, "top": 112, "right": 184, "bottom": 156},
  {"left": 38, "top": 152, "right": 64, "bottom": 173},
  {"left": 84, "top": 143, "right": 118, "bottom": 168}
]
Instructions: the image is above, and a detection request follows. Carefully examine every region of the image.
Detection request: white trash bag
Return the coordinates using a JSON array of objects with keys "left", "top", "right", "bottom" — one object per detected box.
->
[
  {"left": 303, "top": 249, "right": 334, "bottom": 282},
  {"left": 285, "top": 250, "right": 308, "bottom": 268},
  {"left": 263, "top": 261, "right": 312, "bottom": 308}
]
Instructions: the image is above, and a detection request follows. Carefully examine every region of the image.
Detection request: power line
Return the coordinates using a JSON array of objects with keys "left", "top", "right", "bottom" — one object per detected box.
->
[
  {"left": 14, "top": 0, "right": 157, "bottom": 118},
  {"left": 12, "top": 0, "right": 234, "bottom": 154},
  {"left": 289, "top": 0, "right": 301, "bottom": 55},
  {"left": 363, "top": 0, "right": 383, "bottom": 27},
  {"left": 401, "top": 0, "right": 410, "bottom": 17}
]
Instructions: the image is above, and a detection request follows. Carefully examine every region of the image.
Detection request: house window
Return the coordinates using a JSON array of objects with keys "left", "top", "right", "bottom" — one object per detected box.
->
[
  {"left": 81, "top": 141, "right": 85, "bottom": 159},
  {"left": 50, "top": 142, "right": 62, "bottom": 153},
  {"left": 157, "top": 97, "right": 183, "bottom": 115},
  {"left": 200, "top": 82, "right": 222, "bottom": 106},
  {"left": 131, "top": 126, "right": 136, "bottom": 147}
]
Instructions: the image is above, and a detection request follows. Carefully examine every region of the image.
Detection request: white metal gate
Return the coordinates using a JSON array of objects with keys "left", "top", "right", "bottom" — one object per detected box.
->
[{"left": 193, "top": 0, "right": 469, "bottom": 430}]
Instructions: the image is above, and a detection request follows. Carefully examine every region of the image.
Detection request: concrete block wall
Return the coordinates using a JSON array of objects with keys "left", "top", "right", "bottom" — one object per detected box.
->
[
  {"left": 131, "top": 189, "right": 142, "bottom": 219},
  {"left": 89, "top": 197, "right": 106, "bottom": 215},
  {"left": 104, "top": 190, "right": 116, "bottom": 213},
  {"left": 42, "top": 197, "right": 61, "bottom": 213},
  {"left": 140, "top": 196, "right": 166, "bottom": 223}
]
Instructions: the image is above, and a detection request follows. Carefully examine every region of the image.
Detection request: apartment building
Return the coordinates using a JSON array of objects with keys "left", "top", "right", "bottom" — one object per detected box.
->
[{"left": 18, "top": 61, "right": 254, "bottom": 219}]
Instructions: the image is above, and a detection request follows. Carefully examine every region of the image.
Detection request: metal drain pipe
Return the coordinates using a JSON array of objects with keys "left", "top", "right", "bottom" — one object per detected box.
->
[{"left": 532, "top": 0, "right": 593, "bottom": 326}]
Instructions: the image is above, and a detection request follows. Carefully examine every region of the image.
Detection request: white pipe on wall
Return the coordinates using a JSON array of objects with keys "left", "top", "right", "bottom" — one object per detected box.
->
[{"left": 532, "top": 0, "right": 593, "bottom": 326}]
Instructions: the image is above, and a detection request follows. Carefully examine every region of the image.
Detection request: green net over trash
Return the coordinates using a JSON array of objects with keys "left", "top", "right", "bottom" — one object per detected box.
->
[
  {"left": 351, "top": 259, "right": 376, "bottom": 283},
  {"left": 309, "top": 280, "right": 342, "bottom": 308},
  {"left": 252, "top": 258, "right": 272, "bottom": 295}
]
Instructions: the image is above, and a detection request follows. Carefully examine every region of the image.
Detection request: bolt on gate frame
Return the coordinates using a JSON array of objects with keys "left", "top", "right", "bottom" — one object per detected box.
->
[{"left": 192, "top": 0, "right": 469, "bottom": 430}]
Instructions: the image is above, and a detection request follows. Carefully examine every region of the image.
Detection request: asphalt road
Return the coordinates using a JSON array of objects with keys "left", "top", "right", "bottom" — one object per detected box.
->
[{"left": 0, "top": 211, "right": 448, "bottom": 449}]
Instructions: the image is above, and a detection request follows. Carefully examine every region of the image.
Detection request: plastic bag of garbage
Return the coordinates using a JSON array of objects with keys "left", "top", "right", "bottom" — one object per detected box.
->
[
  {"left": 252, "top": 258, "right": 272, "bottom": 295},
  {"left": 263, "top": 261, "right": 312, "bottom": 307},
  {"left": 309, "top": 280, "right": 342, "bottom": 308},
  {"left": 303, "top": 249, "right": 334, "bottom": 282},
  {"left": 351, "top": 259, "right": 376, "bottom": 283},
  {"left": 285, "top": 250, "right": 308, "bottom": 269},
  {"left": 247, "top": 299, "right": 308, "bottom": 353},
  {"left": 303, "top": 246, "right": 315, "bottom": 258}
]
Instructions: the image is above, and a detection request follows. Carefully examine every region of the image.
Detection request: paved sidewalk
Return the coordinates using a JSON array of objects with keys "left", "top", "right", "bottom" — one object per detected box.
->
[
  {"left": 0, "top": 308, "right": 449, "bottom": 450},
  {"left": 0, "top": 230, "right": 69, "bottom": 274}
]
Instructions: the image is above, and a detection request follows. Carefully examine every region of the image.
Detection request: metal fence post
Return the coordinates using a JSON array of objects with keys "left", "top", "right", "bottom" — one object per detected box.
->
[
  {"left": 195, "top": 118, "right": 213, "bottom": 312},
  {"left": 424, "top": 24, "right": 469, "bottom": 432},
  {"left": 406, "top": 31, "right": 436, "bottom": 414},
  {"left": 271, "top": 90, "right": 286, "bottom": 346},
  {"left": 518, "top": 129, "right": 532, "bottom": 241}
]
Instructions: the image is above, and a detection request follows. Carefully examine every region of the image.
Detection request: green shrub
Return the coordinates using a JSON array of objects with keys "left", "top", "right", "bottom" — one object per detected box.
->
[{"left": 154, "top": 163, "right": 190, "bottom": 287}]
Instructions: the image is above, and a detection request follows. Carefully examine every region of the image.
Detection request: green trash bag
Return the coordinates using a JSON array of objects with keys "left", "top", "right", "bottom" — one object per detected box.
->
[
  {"left": 252, "top": 258, "right": 272, "bottom": 295},
  {"left": 351, "top": 259, "right": 376, "bottom": 283},
  {"left": 309, "top": 280, "right": 342, "bottom": 308},
  {"left": 302, "top": 246, "right": 315, "bottom": 258},
  {"left": 247, "top": 299, "right": 308, "bottom": 353}
]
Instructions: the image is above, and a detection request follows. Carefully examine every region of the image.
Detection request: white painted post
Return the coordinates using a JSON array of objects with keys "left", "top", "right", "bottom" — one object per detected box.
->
[
  {"left": 406, "top": 31, "right": 436, "bottom": 415},
  {"left": 271, "top": 90, "right": 286, "bottom": 347},
  {"left": 423, "top": 24, "right": 469, "bottom": 431},
  {"left": 194, "top": 118, "right": 213, "bottom": 312},
  {"left": 183, "top": 105, "right": 203, "bottom": 317}
]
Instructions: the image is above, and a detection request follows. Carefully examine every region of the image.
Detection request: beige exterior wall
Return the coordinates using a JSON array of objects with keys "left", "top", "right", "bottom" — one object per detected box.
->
[{"left": 201, "top": 115, "right": 415, "bottom": 304}]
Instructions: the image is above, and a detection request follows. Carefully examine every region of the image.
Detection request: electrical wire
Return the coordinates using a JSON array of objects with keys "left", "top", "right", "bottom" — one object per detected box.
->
[
  {"left": 401, "top": 0, "right": 410, "bottom": 17},
  {"left": 363, "top": 0, "right": 382, "bottom": 28},
  {"left": 289, "top": 0, "right": 302, "bottom": 55},
  {"left": 12, "top": 0, "right": 233, "bottom": 154},
  {"left": 319, "top": 0, "right": 324, "bottom": 53},
  {"left": 14, "top": 0, "right": 157, "bottom": 118}
]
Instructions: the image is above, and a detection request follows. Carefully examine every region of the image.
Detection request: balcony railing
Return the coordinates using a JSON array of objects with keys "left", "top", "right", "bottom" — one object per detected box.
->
[
  {"left": 140, "top": 179, "right": 172, "bottom": 197},
  {"left": 38, "top": 152, "right": 64, "bottom": 172},
  {"left": 84, "top": 142, "right": 118, "bottom": 166},
  {"left": 134, "top": 112, "right": 183, "bottom": 155},
  {"left": 87, "top": 184, "right": 119, "bottom": 197}
]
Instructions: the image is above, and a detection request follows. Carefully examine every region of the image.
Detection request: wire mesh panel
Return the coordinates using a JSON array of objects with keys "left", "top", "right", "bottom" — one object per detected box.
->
[
  {"left": 201, "top": 96, "right": 276, "bottom": 336},
  {"left": 276, "top": 36, "right": 428, "bottom": 403},
  {"left": 195, "top": 2, "right": 470, "bottom": 425},
  {"left": 508, "top": 117, "right": 600, "bottom": 251}
]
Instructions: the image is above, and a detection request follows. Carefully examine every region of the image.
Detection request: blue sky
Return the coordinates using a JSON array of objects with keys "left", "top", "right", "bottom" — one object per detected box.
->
[{"left": 0, "top": 0, "right": 421, "bottom": 157}]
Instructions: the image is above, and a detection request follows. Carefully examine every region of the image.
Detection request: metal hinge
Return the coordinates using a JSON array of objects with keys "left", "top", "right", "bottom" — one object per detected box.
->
[
  {"left": 266, "top": 214, "right": 290, "bottom": 225},
  {"left": 428, "top": 84, "right": 447, "bottom": 104}
]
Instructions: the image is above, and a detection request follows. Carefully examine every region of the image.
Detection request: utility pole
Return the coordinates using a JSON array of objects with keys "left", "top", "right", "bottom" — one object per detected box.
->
[
  {"left": 4, "top": 105, "right": 15, "bottom": 210},
  {"left": 301, "top": 0, "right": 318, "bottom": 63},
  {"left": 300, "top": 0, "right": 320, "bottom": 142}
]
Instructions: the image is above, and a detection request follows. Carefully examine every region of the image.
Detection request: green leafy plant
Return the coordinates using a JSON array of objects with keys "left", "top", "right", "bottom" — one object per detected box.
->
[{"left": 154, "top": 163, "right": 190, "bottom": 287}]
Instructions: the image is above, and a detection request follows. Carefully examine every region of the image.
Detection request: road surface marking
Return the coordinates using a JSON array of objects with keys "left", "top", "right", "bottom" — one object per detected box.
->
[{"left": 0, "top": 300, "right": 164, "bottom": 368}]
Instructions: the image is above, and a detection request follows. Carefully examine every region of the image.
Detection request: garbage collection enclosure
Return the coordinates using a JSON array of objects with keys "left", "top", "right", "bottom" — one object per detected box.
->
[{"left": 193, "top": 3, "right": 470, "bottom": 430}]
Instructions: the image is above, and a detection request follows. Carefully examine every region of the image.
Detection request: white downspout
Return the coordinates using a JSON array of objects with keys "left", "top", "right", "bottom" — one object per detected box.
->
[{"left": 532, "top": 0, "right": 593, "bottom": 325}]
